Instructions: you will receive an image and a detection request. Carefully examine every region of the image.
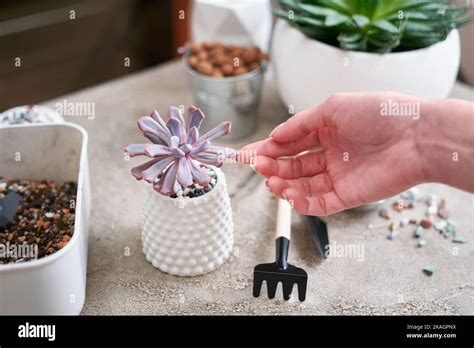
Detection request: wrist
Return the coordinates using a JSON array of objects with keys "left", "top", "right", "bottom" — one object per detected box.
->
[{"left": 415, "top": 98, "right": 474, "bottom": 191}]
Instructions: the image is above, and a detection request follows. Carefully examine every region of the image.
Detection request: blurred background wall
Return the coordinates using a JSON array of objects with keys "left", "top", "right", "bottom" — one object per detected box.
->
[
  {"left": 1, "top": 0, "right": 472, "bottom": 112},
  {"left": 0, "top": 0, "right": 191, "bottom": 110}
]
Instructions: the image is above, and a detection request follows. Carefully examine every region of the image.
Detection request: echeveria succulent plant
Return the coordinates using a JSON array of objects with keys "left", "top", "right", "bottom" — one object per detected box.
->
[{"left": 124, "top": 106, "right": 234, "bottom": 196}]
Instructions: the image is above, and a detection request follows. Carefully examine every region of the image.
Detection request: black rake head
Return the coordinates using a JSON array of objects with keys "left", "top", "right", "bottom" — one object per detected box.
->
[{"left": 253, "top": 262, "right": 308, "bottom": 301}]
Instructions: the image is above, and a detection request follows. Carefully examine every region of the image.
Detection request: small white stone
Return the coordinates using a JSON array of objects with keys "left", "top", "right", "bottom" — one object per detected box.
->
[
  {"left": 426, "top": 194, "right": 438, "bottom": 205},
  {"left": 45, "top": 212, "right": 55, "bottom": 218},
  {"left": 400, "top": 218, "right": 410, "bottom": 227},
  {"left": 427, "top": 205, "right": 438, "bottom": 215},
  {"left": 434, "top": 220, "right": 447, "bottom": 231}
]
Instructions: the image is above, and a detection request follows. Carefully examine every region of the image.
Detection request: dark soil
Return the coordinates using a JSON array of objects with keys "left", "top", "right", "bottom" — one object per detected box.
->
[{"left": 0, "top": 178, "right": 77, "bottom": 264}]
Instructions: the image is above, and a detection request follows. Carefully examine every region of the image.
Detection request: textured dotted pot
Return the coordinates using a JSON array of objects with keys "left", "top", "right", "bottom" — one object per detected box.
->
[{"left": 141, "top": 167, "right": 233, "bottom": 276}]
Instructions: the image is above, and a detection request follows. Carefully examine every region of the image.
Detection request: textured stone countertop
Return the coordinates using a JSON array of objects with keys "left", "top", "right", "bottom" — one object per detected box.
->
[{"left": 44, "top": 60, "right": 474, "bottom": 315}]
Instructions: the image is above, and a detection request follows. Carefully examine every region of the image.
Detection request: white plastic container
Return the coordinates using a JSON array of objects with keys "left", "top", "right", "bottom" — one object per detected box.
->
[
  {"left": 0, "top": 123, "right": 90, "bottom": 315},
  {"left": 141, "top": 167, "right": 233, "bottom": 276}
]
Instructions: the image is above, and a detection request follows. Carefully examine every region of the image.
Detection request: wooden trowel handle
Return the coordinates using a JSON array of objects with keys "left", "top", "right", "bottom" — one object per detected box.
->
[
  {"left": 276, "top": 199, "right": 292, "bottom": 240},
  {"left": 275, "top": 199, "right": 292, "bottom": 269}
]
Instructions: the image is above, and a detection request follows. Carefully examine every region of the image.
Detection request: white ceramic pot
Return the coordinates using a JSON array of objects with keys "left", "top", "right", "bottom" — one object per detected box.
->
[
  {"left": 0, "top": 123, "right": 90, "bottom": 315},
  {"left": 141, "top": 167, "right": 233, "bottom": 276},
  {"left": 272, "top": 19, "right": 461, "bottom": 112}
]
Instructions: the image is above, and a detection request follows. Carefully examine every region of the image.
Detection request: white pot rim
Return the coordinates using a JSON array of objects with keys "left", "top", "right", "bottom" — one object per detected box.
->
[
  {"left": 0, "top": 122, "right": 88, "bottom": 272},
  {"left": 276, "top": 19, "right": 459, "bottom": 58}
]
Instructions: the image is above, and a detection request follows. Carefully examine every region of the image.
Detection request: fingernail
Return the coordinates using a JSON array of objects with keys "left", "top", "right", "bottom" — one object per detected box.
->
[
  {"left": 269, "top": 122, "right": 285, "bottom": 138},
  {"left": 250, "top": 162, "right": 257, "bottom": 172},
  {"left": 264, "top": 178, "right": 271, "bottom": 191}
]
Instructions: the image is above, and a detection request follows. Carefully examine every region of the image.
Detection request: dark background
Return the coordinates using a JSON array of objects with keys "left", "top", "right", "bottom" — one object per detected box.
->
[{"left": 0, "top": 0, "right": 190, "bottom": 110}]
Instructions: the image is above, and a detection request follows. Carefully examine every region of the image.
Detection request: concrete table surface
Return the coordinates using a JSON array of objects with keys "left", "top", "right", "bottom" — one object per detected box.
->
[{"left": 44, "top": 60, "right": 474, "bottom": 315}]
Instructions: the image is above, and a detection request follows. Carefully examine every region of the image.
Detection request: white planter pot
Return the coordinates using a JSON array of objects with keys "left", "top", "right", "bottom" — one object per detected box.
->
[
  {"left": 0, "top": 123, "right": 90, "bottom": 315},
  {"left": 141, "top": 167, "right": 233, "bottom": 276},
  {"left": 272, "top": 20, "right": 461, "bottom": 112}
]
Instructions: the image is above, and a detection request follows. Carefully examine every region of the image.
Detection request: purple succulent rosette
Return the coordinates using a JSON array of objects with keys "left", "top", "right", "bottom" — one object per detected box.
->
[{"left": 124, "top": 106, "right": 235, "bottom": 196}]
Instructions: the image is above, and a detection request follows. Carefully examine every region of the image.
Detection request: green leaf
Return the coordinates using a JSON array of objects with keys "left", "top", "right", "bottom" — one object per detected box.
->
[
  {"left": 297, "top": 3, "right": 345, "bottom": 18},
  {"left": 352, "top": 14, "right": 370, "bottom": 28},
  {"left": 325, "top": 13, "right": 350, "bottom": 27},
  {"left": 274, "top": 0, "right": 474, "bottom": 53},
  {"left": 309, "top": 0, "right": 353, "bottom": 16},
  {"left": 371, "top": 19, "right": 400, "bottom": 34},
  {"left": 338, "top": 31, "right": 364, "bottom": 43}
]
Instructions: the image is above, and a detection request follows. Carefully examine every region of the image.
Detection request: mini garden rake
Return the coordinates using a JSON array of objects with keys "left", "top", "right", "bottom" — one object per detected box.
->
[{"left": 253, "top": 199, "right": 308, "bottom": 301}]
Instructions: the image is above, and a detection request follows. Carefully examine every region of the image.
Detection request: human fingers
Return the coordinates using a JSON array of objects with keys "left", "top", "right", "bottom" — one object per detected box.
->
[
  {"left": 269, "top": 95, "right": 338, "bottom": 143},
  {"left": 238, "top": 131, "right": 319, "bottom": 163},
  {"left": 265, "top": 174, "right": 332, "bottom": 197},
  {"left": 255, "top": 151, "right": 326, "bottom": 179},
  {"left": 282, "top": 188, "right": 347, "bottom": 216}
]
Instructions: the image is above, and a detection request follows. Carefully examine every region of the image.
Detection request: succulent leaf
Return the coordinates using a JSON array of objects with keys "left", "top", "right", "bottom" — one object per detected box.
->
[
  {"left": 126, "top": 106, "right": 234, "bottom": 195},
  {"left": 187, "top": 106, "right": 205, "bottom": 131},
  {"left": 199, "top": 121, "right": 232, "bottom": 143},
  {"left": 141, "top": 157, "right": 175, "bottom": 183},
  {"left": 131, "top": 158, "right": 161, "bottom": 180},
  {"left": 155, "top": 160, "right": 179, "bottom": 195},
  {"left": 124, "top": 144, "right": 146, "bottom": 157},
  {"left": 186, "top": 126, "right": 199, "bottom": 145}
]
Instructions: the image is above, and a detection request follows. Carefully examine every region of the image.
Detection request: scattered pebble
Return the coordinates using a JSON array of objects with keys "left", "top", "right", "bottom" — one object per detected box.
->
[
  {"left": 380, "top": 191, "right": 468, "bottom": 255},
  {"left": 420, "top": 219, "right": 432, "bottom": 229},
  {"left": 387, "top": 230, "right": 399, "bottom": 240},
  {"left": 426, "top": 204, "right": 438, "bottom": 216},
  {"left": 444, "top": 229, "right": 454, "bottom": 239},
  {"left": 446, "top": 219, "right": 456, "bottom": 227},
  {"left": 423, "top": 265, "right": 437, "bottom": 276},
  {"left": 389, "top": 221, "right": 399, "bottom": 231},
  {"left": 400, "top": 218, "right": 410, "bottom": 227},
  {"left": 437, "top": 199, "right": 449, "bottom": 219},
  {"left": 400, "top": 187, "right": 421, "bottom": 202},
  {"left": 392, "top": 201, "right": 404, "bottom": 212},
  {"left": 414, "top": 226, "right": 424, "bottom": 238},
  {"left": 453, "top": 236, "right": 466, "bottom": 244},
  {"left": 434, "top": 220, "right": 447, "bottom": 232},
  {"left": 438, "top": 208, "right": 449, "bottom": 219},
  {"left": 379, "top": 208, "right": 391, "bottom": 220},
  {"left": 170, "top": 166, "right": 217, "bottom": 199}
]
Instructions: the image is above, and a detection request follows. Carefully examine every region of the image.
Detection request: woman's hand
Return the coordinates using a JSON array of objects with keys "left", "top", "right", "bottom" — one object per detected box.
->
[{"left": 240, "top": 92, "right": 434, "bottom": 216}]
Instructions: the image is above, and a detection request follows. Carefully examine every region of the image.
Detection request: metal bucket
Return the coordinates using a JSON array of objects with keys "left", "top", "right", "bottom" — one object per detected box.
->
[{"left": 184, "top": 56, "right": 266, "bottom": 140}]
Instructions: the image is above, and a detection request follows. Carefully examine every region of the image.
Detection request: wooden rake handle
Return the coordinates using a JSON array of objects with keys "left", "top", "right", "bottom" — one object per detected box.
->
[{"left": 275, "top": 199, "right": 292, "bottom": 269}]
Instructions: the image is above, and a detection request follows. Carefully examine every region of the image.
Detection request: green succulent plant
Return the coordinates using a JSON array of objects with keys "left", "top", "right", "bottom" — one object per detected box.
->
[{"left": 274, "top": 0, "right": 474, "bottom": 53}]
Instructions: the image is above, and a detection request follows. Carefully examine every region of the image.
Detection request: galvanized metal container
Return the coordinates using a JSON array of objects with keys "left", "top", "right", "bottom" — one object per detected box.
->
[{"left": 184, "top": 56, "right": 266, "bottom": 140}]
